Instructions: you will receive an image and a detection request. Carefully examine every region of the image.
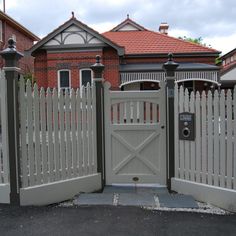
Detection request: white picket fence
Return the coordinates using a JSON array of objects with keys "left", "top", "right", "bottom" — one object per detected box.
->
[
  {"left": 0, "top": 70, "right": 10, "bottom": 203},
  {"left": 19, "top": 77, "right": 101, "bottom": 205},
  {"left": 172, "top": 85, "right": 236, "bottom": 212}
]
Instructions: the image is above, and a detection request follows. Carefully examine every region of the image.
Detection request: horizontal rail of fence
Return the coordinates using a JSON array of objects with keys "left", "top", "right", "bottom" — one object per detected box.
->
[
  {"left": 19, "top": 77, "right": 97, "bottom": 188},
  {"left": 174, "top": 85, "right": 236, "bottom": 190}
]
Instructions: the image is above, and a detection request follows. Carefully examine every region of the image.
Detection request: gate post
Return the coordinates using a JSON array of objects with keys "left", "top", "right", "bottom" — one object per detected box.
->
[
  {"left": 163, "top": 53, "right": 179, "bottom": 190},
  {"left": 0, "top": 38, "right": 23, "bottom": 205},
  {"left": 91, "top": 55, "right": 105, "bottom": 188}
]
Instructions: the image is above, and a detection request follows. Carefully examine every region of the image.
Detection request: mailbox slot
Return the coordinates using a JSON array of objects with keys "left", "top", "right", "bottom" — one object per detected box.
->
[{"left": 179, "top": 112, "right": 195, "bottom": 141}]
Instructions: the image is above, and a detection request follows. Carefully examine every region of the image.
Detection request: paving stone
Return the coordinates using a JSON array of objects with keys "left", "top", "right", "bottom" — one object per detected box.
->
[
  {"left": 103, "top": 186, "right": 135, "bottom": 193},
  {"left": 118, "top": 193, "right": 156, "bottom": 207},
  {"left": 158, "top": 194, "right": 199, "bottom": 208},
  {"left": 137, "top": 187, "right": 168, "bottom": 195},
  {"left": 74, "top": 193, "right": 114, "bottom": 206}
]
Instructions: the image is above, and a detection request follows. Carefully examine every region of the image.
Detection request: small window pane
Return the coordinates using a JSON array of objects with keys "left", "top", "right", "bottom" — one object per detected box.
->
[
  {"left": 81, "top": 70, "right": 91, "bottom": 86},
  {"left": 60, "top": 71, "right": 70, "bottom": 88}
]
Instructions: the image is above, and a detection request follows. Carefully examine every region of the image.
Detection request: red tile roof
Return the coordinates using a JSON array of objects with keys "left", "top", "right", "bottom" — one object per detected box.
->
[{"left": 103, "top": 30, "right": 219, "bottom": 55}]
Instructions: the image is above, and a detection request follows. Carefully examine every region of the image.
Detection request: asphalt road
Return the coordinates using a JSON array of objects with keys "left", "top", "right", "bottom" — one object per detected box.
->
[{"left": 0, "top": 204, "right": 236, "bottom": 236}]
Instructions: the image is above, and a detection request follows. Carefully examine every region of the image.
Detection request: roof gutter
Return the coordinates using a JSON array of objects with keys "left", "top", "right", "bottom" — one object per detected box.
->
[{"left": 125, "top": 52, "right": 221, "bottom": 58}]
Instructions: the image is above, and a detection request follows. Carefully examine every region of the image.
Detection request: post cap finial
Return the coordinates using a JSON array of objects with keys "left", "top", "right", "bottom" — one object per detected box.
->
[
  {"left": 8, "top": 38, "right": 16, "bottom": 49},
  {"left": 96, "top": 55, "right": 101, "bottom": 63},
  {"left": 168, "top": 52, "right": 173, "bottom": 61},
  {"left": 163, "top": 52, "right": 179, "bottom": 77}
]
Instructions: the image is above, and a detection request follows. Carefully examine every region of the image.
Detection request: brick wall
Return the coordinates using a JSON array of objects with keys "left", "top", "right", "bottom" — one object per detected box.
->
[
  {"left": 34, "top": 46, "right": 218, "bottom": 90},
  {"left": 0, "top": 21, "right": 35, "bottom": 74},
  {"left": 34, "top": 48, "right": 121, "bottom": 90}
]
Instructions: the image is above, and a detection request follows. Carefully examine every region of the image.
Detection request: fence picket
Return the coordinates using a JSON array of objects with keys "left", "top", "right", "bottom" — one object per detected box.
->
[
  {"left": 81, "top": 86, "right": 88, "bottom": 175},
  {"left": 179, "top": 86, "right": 184, "bottom": 179},
  {"left": 59, "top": 90, "right": 66, "bottom": 179},
  {"left": 76, "top": 89, "right": 83, "bottom": 176},
  {"left": 52, "top": 88, "right": 60, "bottom": 180},
  {"left": 33, "top": 84, "right": 41, "bottom": 185},
  {"left": 40, "top": 88, "right": 48, "bottom": 183},
  {"left": 19, "top": 77, "right": 28, "bottom": 187},
  {"left": 46, "top": 88, "right": 54, "bottom": 182},
  {"left": 65, "top": 89, "right": 72, "bottom": 178},
  {"left": 213, "top": 90, "right": 220, "bottom": 186},
  {"left": 201, "top": 91, "right": 207, "bottom": 184},
  {"left": 195, "top": 92, "right": 201, "bottom": 183},
  {"left": 207, "top": 91, "right": 213, "bottom": 185},
  {"left": 219, "top": 90, "right": 226, "bottom": 188},
  {"left": 87, "top": 84, "right": 92, "bottom": 174},
  {"left": 92, "top": 85, "right": 97, "bottom": 173},
  {"left": 190, "top": 92, "right": 195, "bottom": 181},
  {"left": 71, "top": 89, "right": 77, "bottom": 177},
  {"left": 226, "top": 90, "right": 233, "bottom": 189},
  {"left": 26, "top": 80, "right": 35, "bottom": 186}
]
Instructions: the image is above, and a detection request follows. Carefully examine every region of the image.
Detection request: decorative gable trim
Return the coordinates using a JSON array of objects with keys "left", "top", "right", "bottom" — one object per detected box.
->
[
  {"left": 28, "top": 17, "right": 124, "bottom": 56},
  {"left": 110, "top": 17, "right": 146, "bottom": 32}
]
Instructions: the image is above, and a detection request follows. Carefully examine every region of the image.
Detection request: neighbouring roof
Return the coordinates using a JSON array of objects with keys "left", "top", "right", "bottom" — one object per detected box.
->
[
  {"left": 29, "top": 16, "right": 124, "bottom": 56},
  {"left": 220, "top": 48, "right": 236, "bottom": 60},
  {"left": 103, "top": 18, "right": 220, "bottom": 56},
  {"left": 120, "top": 63, "right": 219, "bottom": 72},
  {"left": 0, "top": 10, "right": 39, "bottom": 41}
]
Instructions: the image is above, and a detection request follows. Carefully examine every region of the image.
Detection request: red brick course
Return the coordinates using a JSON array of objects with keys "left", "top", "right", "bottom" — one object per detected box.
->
[{"left": 0, "top": 22, "right": 35, "bottom": 74}]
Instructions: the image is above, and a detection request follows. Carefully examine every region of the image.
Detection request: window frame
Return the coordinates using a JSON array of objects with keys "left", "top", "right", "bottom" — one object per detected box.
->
[
  {"left": 57, "top": 69, "right": 71, "bottom": 90},
  {"left": 79, "top": 68, "right": 93, "bottom": 88}
]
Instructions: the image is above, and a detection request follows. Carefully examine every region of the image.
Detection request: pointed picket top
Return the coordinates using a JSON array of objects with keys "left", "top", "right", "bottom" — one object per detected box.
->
[
  {"left": 196, "top": 91, "right": 200, "bottom": 100},
  {"left": 52, "top": 87, "right": 58, "bottom": 98},
  {"left": 103, "top": 81, "right": 111, "bottom": 91},
  {"left": 202, "top": 90, "right": 206, "bottom": 99},
  {"left": 226, "top": 88, "right": 232, "bottom": 98},
  {"left": 40, "top": 87, "right": 45, "bottom": 98},
  {"left": 26, "top": 78, "right": 32, "bottom": 88},
  {"left": 179, "top": 85, "right": 184, "bottom": 96},
  {"left": 46, "top": 87, "right": 51, "bottom": 97},
  {"left": 76, "top": 87, "right": 80, "bottom": 98},
  {"left": 70, "top": 88, "right": 75, "bottom": 99}
]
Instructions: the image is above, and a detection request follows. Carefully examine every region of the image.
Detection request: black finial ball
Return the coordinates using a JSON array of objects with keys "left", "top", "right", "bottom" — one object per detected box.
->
[
  {"left": 8, "top": 38, "right": 16, "bottom": 49},
  {"left": 96, "top": 55, "right": 101, "bottom": 63}
]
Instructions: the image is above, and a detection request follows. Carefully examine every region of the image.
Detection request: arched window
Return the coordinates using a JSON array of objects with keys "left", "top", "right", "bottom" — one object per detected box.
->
[
  {"left": 58, "top": 70, "right": 71, "bottom": 90},
  {"left": 80, "top": 68, "right": 92, "bottom": 87}
]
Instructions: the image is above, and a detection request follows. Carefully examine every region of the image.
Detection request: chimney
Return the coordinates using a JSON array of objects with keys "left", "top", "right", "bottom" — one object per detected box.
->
[{"left": 159, "top": 23, "right": 169, "bottom": 35}]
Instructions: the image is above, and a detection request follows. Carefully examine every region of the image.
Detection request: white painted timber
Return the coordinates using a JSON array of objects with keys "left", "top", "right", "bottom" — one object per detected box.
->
[
  {"left": 20, "top": 173, "right": 101, "bottom": 206},
  {"left": 174, "top": 86, "right": 236, "bottom": 195},
  {"left": 172, "top": 178, "right": 236, "bottom": 213},
  {"left": 19, "top": 79, "right": 99, "bottom": 194},
  {"left": 104, "top": 81, "right": 166, "bottom": 185},
  {"left": 0, "top": 184, "right": 10, "bottom": 203}
]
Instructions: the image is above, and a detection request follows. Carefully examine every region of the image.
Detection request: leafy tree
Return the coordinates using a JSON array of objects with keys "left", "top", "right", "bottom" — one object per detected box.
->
[{"left": 179, "top": 36, "right": 211, "bottom": 47}]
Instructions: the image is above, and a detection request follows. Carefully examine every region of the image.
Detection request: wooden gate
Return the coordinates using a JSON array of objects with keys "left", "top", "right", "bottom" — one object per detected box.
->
[{"left": 104, "top": 81, "right": 166, "bottom": 185}]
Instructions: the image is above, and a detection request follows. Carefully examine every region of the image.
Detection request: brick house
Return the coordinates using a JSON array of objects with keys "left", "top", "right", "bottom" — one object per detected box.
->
[
  {"left": 28, "top": 15, "right": 220, "bottom": 91},
  {"left": 220, "top": 48, "right": 236, "bottom": 89},
  {"left": 0, "top": 10, "right": 39, "bottom": 74}
]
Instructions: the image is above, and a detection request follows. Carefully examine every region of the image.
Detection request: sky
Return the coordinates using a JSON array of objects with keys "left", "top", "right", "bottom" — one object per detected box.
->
[{"left": 3, "top": 0, "right": 236, "bottom": 55}]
